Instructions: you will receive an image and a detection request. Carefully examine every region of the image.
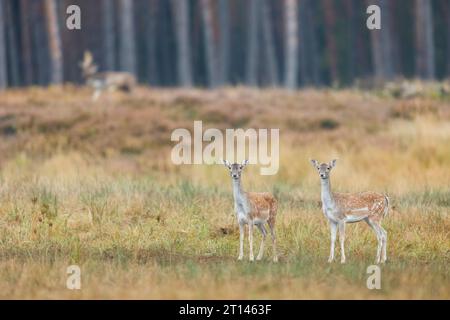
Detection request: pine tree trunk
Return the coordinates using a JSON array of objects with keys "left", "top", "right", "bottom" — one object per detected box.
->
[
  {"left": 246, "top": 0, "right": 260, "bottom": 86},
  {"left": 261, "top": 0, "right": 279, "bottom": 86},
  {"left": 173, "top": 0, "right": 193, "bottom": 87},
  {"left": 344, "top": 0, "right": 356, "bottom": 81},
  {"left": 322, "top": 0, "right": 338, "bottom": 85},
  {"left": 102, "top": 0, "right": 116, "bottom": 70},
  {"left": 284, "top": 0, "right": 298, "bottom": 89},
  {"left": 33, "top": 0, "right": 49, "bottom": 85},
  {"left": 147, "top": 0, "right": 158, "bottom": 85},
  {"left": 6, "top": 0, "right": 20, "bottom": 86},
  {"left": 200, "top": 0, "right": 219, "bottom": 87},
  {"left": 119, "top": 0, "right": 136, "bottom": 75},
  {"left": 218, "top": 0, "right": 230, "bottom": 85},
  {"left": 307, "top": 0, "right": 320, "bottom": 85},
  {"left": 415, "top": 0, "right": 435, "bottom": 79},
  {"left": 0, "top": 0, "right": 7, "bottom": 89},
  {"left": 299, "top": 0, "right": 310, "bottom": 86},
  {"left": 20, "top": 0, "right": 33, "bottom": 85},
  {"left": 44, "top": 0, "right": 63, "bottom": 84},
  {"left": 368, "top": 0, "right": 394, "bottom": 83}
]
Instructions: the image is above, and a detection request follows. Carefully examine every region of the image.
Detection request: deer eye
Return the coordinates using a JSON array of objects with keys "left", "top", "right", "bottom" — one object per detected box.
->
[{"left": 239, "top": 166, "right": 243, "bottom": 170}]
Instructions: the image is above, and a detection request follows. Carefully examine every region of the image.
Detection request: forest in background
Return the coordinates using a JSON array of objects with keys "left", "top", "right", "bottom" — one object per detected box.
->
[{"left": 0, "top": 0, "right": 448, "bottom": 89}]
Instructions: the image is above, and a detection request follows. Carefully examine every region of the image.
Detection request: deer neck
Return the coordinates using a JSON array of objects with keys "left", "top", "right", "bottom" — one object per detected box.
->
[
  {"left": 232, "top": 178, "right": 247, "bottom": 204},
  {"left": 320, "top": 178, "right": 335, "bottom": 208}
]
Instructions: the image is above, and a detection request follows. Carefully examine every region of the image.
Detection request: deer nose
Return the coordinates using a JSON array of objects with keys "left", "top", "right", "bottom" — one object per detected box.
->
[
  {"left": 320, "top": 173, "right": 326, "bottom": 178},
  {"left": 232, "top": 174, "right": 239, "bottom": 178}
]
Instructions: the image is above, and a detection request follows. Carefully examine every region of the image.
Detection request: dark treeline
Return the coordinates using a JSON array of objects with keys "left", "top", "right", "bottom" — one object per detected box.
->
[{"left": 0, "top": 0, "right": 448, "bottom": 89}]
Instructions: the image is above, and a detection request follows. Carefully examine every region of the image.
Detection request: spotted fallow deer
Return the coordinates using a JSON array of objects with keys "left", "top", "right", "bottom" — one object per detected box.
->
[
  {"left": 79, "top": 51, "right": 136, "bottom": 101},
  {"left": 310, "top": 159, "right": 389, "bottom": 264},
  {"left": 223, "top": 160, "right": 278, "bottom": 262}
]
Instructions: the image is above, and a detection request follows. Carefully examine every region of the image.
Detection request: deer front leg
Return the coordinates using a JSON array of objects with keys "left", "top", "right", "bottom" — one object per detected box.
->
[
  {"left": 238, "top": 223, "right": 244, "bottom": 260},
  {"left": 338, "top": 221, "right": 346, "bottom": 264},
  {"left": 328, "top": 221, "right": 337, "bottom": 263},
  {"left": 248, "top": 221, "right": 254, "bottom": 261}
]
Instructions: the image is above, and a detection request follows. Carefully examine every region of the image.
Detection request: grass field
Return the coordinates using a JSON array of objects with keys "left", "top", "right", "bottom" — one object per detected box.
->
[{"left": 0, "top": 86, "right": 449, "bottom": 299}]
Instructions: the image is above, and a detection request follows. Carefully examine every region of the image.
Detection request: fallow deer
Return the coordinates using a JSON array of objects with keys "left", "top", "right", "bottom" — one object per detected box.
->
[
  {"left": 310, "top": 159, "right": 389, "bottom": 264},
  {"left": 223, "top": 160, "right": 278, "bottom": 262},
  {"left": 79, "top": 51, "right": 136, "bottom": 101}
]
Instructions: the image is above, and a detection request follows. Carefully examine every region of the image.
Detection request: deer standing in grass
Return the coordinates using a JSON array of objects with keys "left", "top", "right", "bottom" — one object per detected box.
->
[
  {"left": 79, "top": 51, "right": 136, "bottom": 101},
  {"left": 310, "top": 159, "right": 389, "bottom": 264},
  {"left": 223, "top": 160, "right": 278, "bottom": 262}
]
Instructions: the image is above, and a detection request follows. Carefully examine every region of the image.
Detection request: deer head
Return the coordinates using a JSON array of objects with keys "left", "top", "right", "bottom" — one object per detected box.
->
[
  {"left": 310, "top": 159, "right": 337, "bottom": 180},
  {"left": 223, "top": 159, "right": 249, "bottom": 180}
]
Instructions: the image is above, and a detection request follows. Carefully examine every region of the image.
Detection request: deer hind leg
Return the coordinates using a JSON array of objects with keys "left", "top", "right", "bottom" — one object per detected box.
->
[
  {"left": 379, "top": 225, "right": 388, "bottom": 263},
  {"left": 338, "top": 221, "right": 346, "bottom": 264},
  {"left": 366, "top": 218, "right": 383, "bottom": 264},
  {"left": 256, "top": 224, "right": 267, "bottom": 261},
  {"left": 267, "top": 219, "right": 278, "bottom": 263}
]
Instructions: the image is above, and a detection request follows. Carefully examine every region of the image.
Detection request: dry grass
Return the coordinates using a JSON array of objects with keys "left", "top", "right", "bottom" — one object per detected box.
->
[{"left": 0, "top": 86, "right": 449, "bottom": 299}]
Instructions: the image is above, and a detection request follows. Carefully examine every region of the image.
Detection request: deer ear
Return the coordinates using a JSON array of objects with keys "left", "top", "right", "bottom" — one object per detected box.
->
[
  {"left": 310, "top": 159, "right": 319, "bottom": 168},
  {"left": 222, "top": 159, "right": 231, "bottom": 169},
  {"left": 329, "top": 159, "right": 337, "bottom": 168},
  {"left": 241, "top": 159, "right": 249, "bottom": 168}
]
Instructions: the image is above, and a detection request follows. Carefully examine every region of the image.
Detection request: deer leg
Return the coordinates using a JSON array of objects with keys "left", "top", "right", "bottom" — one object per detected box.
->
[
  {"left": 238, "top": 223, "right": 244, "bottom": 260},
  {"left": 380, "top": 225, "right": 388, "bottom": 263},
  {"left": 366, "top": 219, "right": 382, "bottom": 264},
  {"left": 268, "top": 219, "right": 278, "bottom": 262},
  {"left": 248, "top": 221, "right": 254, "bottom": 261},
  {"left": 256, "top": 224, "right": 267, "bottom": 261},
  {"left": 328, "top": 222, "right": 337, "bottom": 263},
  {"left": 338, "top": 221, "right": 346, "bottom": 264}
]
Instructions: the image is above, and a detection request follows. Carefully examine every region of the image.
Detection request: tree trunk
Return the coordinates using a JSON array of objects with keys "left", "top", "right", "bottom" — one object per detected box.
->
[
  {"left": 20, "top": 0, "right": 33, "bottom": 85},
  {"left": 172, "top": 0, "right": 193, "bottom": 87},
  {"left": 147, "top": 0, "right": 158, "bottom": 85},
  {"left": 322, "top": 0, "right": 338, "bottom": 85},
  {"left": 261, "top": 0, "right": 279, "bottom": 86},
  {"left": 102, "top": 0, "right": 116, "bottom": 70},
  {"left": 299, "top": 0, "right": 310, "bottom": 86},
  {"left": 6, "top": 0, "right": 20, "bottom": 86},
  {"left": 368, "top": 0, "right": 394, "bottom": 82},
  {"left": 446, "top": 0, "right": 450, "bottom": 77},
  {"left": 284, "top": 0, "right": 298, "bottom": 89},
  {"left": 0, "top": 0, "right": 7, "bottom": 89},
  {"left": 246, "top": 0, "right": 260, "bottom": 86},
  {"left": 218, "top": 0, "right": 230, "bottom": 85},
  {"left": 44, "top": 0, "right": 63, "bottom": 84},
  {"left": 344, "top": 0, "right": 356, "bottom": 82},
  {"left": 119, "top": 0, "right": 136, "bottom": 75},
  {"left": 307, "top": 0, "right": 320, "bottom": 85},
  {"left": 200, "top": 0, "right": 219, "bottom": 87},
  {"left": 415, "top": 0, "right": 435, "bottom": 79},
  {"left": 33, "top": 0, "right": 49, "bottom": 85}
]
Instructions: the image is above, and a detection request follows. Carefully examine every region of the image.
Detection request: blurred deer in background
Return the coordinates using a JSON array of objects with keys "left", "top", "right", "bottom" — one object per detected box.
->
[
  {"left": 79, "top": 51, "right": 136, "bottom": 101},
  {"left": 223, "top": 160, "right": 278, "bottom": 262},
  {"left": 310, "top": 159, "right": 389, "bottom": 264}
]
